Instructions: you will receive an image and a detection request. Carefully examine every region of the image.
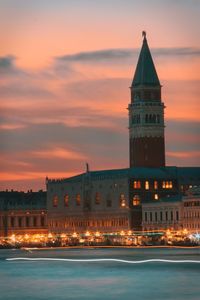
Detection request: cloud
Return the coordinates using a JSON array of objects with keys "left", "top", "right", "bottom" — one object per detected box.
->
[
  {"left": 56, "top": 47, "right": 200, "bottom": 63},
  {"left": 32, "top": 147, "right": 87, "bottom": 160},
  {"left": 166, "top": 151, "right": 200, "bottom": 159},
  {"left": 0, "top": 55, "right": 26, "bottom": 77},
  {"left": 0, "top": 83, "right": 55, "bottom": 99},
  {"left": 0, "top": 55, "right": 15, "bottom": 70}
]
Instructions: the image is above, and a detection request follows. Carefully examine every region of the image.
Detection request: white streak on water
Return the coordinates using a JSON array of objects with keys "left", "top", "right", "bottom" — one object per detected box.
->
[{"left": 6, "top": 258, "right": 200, "bottom": 264}]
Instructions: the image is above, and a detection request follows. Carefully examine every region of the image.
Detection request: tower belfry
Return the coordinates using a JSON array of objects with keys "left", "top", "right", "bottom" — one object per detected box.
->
[{"left": 129, "top": 32, "right": 165, "bottom": 168}]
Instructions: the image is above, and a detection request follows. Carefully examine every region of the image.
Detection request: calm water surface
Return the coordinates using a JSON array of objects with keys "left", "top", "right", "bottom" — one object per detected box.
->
[{"left": 0, "top": 247, "right": 200, "bottom": 300}]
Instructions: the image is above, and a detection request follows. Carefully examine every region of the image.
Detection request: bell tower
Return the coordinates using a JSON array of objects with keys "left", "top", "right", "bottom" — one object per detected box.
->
[{"left": 129, "top": 32, "right": 165, "bottom": 168}]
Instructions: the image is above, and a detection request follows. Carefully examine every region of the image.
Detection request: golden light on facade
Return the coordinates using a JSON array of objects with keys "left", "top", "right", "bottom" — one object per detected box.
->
[
  {"left": 120, "top": 230, "right": 125, "bottom": 236},
  {"left": 60, "top": 233, "right": 66, "bottom": 238},
  {"left": 128, "top": 230, "right": 132, "bottom": 236},
  {"left": 48, "top": 233, "right": 53, "bottom": 238},
  {"left": 72, "top": 232, "right": 78, "bottom": 238},
  {"left": 95, "top": 231, "right": 100, "bottom": 237},
  {"left": 85, "top": 231, "right": 90, "bottom": 237}
]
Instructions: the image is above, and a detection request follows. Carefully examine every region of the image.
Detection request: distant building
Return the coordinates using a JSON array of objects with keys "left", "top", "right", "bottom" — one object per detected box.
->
[
  {"left": 0, "top": 191, "right": 47, "bottom": 237},
  {"left": 142, "top": 195, "right": 182, "bottom": 231},
  {"left": 182, "top": 187, "right": 200, "bottom": 231},
  {"left": 142, "top": 187, "right": 200, "bottom": 232}
]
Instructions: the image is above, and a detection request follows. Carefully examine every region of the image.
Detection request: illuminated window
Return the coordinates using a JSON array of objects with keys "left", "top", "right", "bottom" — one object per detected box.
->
[
  {"left": 64, "top": 194, "right": 69, "bottom": 207},
  {"left": 95, "top": 192, "right": 101, "bottom": 204},
  {"left": 133, "top": 180, "right": 141, "bottom": 189},
  {"left": 162, "top": 181, "right": 166, "bottom": 188},
  {"left": 133, "top": 195, "right": 140, "bottom": 206},
  {"left": 162, "top": 181, "right": 173, "bottom": 189},
  {"left": 76, "top": 194, "right": 81, "bottom": 206},
  {"left": 120, "top": 194, "right": 126, "bottom": 207},
  {"left": 154, "top": 181, "right": 158, "bottom": 189},
  {"left": 53, "top": 195, "right": 58, "bottom": 207},
  {"left": 154, "top": 194, "right": 159, "bottom": 200},
  {"left": 145, "top": 181, "right": 149, "bottom": 190}
]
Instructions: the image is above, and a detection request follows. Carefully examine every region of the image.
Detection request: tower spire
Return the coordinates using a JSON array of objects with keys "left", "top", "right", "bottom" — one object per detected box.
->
[
  {"left": 131, "top": 31, "right": 160, "bottom": 88},
  {"left": 142, "top": 30, "right": 146, "bottom": 39}
]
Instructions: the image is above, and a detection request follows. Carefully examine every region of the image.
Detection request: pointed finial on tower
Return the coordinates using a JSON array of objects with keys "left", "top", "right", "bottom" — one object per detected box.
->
[{"left": 142, "top": 31, "right": 146, "bottom": 40}]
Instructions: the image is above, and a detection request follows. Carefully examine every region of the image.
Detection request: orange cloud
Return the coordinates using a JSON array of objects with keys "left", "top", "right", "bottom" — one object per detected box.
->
[
  {"left": 32, "top": 147, "right": 87, "bottom": 160},
  {"left": 166, "top": 151, "right": 200, "bottom": 158}
]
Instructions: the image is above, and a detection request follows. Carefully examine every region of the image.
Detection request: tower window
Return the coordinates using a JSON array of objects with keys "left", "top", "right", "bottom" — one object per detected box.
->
[
  {"left": 76, "top": 194, "right": 81, "bottom": 206},
  {"left": 53, "top": 195, "right": 58, "bottom": 207},
  {"left": 120, "top": 194, "right": 126, "bottom": 207},
  {"left": 157, "top": 114, "right": 160, "bottom": 123},
  {"left": 133, "top": 195, "right": 140, "bottom": 206},
  {"left": 64, "top": 194, "right": 69, "bottom": 207},
  {"left": 133, "top": 180, "right": 141, "bottom": 189},
  {"left": 152, "top": 114, "right": 156, "bottom": 123},
  {"left": 145, "top": 181, "right": 149, "bottom": 190}
]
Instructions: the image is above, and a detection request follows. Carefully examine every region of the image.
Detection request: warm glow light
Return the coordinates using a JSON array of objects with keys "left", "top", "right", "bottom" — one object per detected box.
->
[
  {"left": 85, "top": 231, "right": 90, "bottom": 237},
  {"left": 72, "top": 232, "right": 78, "bottom": 238},
  {"left": 60, "top": 233, "right": 66, "bottom": 238},
  {"left": 183, "top": 229, "right": 188, "bottom": 235},
  {"left": 95, "top": 231, "right": 100, "bottom": 237}
]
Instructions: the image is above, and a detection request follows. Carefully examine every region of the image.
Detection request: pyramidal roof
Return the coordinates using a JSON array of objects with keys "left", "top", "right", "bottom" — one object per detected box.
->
[{"left": 131, "top": 32, "right": 160, "bottom": 87}]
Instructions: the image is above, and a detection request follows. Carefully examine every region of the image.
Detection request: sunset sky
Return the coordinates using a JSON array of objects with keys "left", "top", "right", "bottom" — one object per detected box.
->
[{"left": 0, "top": 0, "right": 200, "bottom": 191}]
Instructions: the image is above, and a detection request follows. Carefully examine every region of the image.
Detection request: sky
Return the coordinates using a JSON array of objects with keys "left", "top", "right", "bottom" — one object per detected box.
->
[{"left": 0, "top": 0, "right": 200, "bottom": 191}]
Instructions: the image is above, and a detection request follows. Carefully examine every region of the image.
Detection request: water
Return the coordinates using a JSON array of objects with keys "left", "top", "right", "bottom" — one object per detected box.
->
[{"left": 0, "top": 247, "right": 200, "bottom": 300}]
